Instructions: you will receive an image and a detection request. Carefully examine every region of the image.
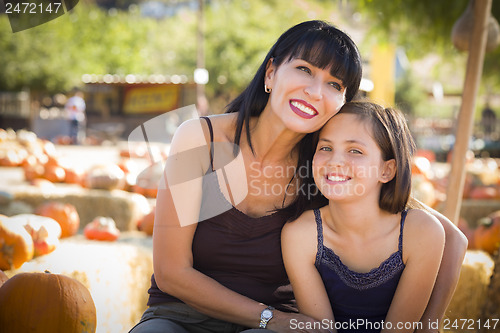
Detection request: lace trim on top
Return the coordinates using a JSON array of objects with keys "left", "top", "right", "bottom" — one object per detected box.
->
[{"left": 314, "top": 209, "right": 407, "bottom": 291}]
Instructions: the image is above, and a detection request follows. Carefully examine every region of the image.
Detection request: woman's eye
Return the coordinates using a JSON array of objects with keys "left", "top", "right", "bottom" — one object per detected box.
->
[
  {"left": 319, "top": 146, "right": 332, "bottom": 152},
  {"left": 297, "top": 66, "right": 311, "bottom": 74},
  {"left": 329, "top": 82, "right": 342, "bottom": 91},
  {"left": 349, "top": 149, "right": 362, "bottom": 154}
]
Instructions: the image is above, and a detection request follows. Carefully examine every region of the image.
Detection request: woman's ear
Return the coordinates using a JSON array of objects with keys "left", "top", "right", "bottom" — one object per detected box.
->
[
  {"left": 380, "top": 159, "right": 396, "bottom": 183},
  {"left": 264, "top": 58, "right": 275, "bottom": 88}
]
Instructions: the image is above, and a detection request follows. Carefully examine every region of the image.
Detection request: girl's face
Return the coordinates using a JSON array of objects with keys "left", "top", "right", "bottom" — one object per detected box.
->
[
  {"left": 312, "top": 113, "right": 395, "bottom": 202},
  {"left": 264, "top": 58, "right": 346, "bottom": 134}
]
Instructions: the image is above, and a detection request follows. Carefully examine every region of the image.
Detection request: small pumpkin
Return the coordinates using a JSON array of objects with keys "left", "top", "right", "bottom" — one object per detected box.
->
[
  {"left": 137, "top": 208, "right": 155, "bottom": 236},
  {"left": 474, "top": 210, "right": 500, "bottom": 255},
  {"left": 0, "top": 215, "right": 34, "bottom": 270},
  {"left": 84, "top": 164, "right": 125, "bottom": 190},
  {"left": 35, "top": 202, "right": 80, "bottom": 238},
  {"left": 10, "top": 214, "right": 62, "bottom": 257},
  {"left": 84, "top": 216, "right": 120, "bottom": 241},
  {"left": 0, "top": 270, "right": 8, "bottom": 287},
  {"left": 0, "top": 271, "right": 96, "bottom": 332}
]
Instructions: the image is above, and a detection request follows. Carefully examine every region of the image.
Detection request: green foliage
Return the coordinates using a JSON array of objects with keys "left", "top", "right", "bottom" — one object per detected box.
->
[{"left": 352, "top": 0, "right": 500, "bottom": 86}]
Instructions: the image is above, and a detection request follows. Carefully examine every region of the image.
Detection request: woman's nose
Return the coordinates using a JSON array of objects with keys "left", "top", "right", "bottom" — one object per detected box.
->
[{"left": 304, "top": 79, "right": 323, "bottom": 100}]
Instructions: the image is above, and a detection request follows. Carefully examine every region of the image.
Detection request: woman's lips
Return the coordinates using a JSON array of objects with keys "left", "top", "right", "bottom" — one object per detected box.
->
[{"left": 290, "top": 100, "right": 318, "bottom": 119}]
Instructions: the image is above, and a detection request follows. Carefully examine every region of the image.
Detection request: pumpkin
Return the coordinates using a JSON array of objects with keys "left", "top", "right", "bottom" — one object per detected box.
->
[
  {"left": 474, "top": 211, "right": 500, "bottom": 255},
  {"left": 468, "top": 186, "right": 499, "bottom": 200},
  {"left": 9, "top": 214, "right": 62, "bottom": 257},
  {"left": 411, "top": 174, "right": 437, "bottom": 208},
  {"left": 35, "top": 202, "right": 80, "bottom": 238},
  {"left": 84, "top": 164, "right": 125, "bottom": 190},
  {"left": 0, "top": 270, "right": 8, "bottom": 287},
  {"left": 43, "top": 165, "right": 66, "bottom": 183},
  {"left": 137, "top": 208, "right": 155, "bottom": 236},
  {"left": 0, "top": 271, "right": 96, "bottom": 333},
  {"left": 0, "top": 215, "right": 34, "bottom": 270},
  {"left": 84, "top": 216, "right": 120, "bottom": 241}
]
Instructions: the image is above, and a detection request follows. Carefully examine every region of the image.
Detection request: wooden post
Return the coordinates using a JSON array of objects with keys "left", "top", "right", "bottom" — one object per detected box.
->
[{"left": 443, "top": 0, "right": 493, "bottom": 224}]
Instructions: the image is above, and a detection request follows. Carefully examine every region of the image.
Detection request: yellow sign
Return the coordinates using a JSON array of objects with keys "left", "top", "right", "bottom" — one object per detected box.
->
[
  {"left": 369, "top": 44, "right": 395, "bottom": 106},
  {"left": 123, "top": 84, "right": 179, "bottom": 114}
]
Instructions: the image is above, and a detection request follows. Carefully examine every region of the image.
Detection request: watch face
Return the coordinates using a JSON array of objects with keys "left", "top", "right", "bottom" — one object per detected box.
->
[{"left": 262, "top": 309, "right": 273, "bottom": 320}]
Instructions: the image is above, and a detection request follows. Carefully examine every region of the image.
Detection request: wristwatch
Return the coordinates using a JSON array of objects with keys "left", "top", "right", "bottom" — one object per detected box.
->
[{"left": 259, "top": 306, "right": 274, "bottom": 328}]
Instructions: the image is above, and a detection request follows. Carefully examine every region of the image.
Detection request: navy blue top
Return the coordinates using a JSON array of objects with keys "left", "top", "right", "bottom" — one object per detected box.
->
[{"left": 314, "top": 209, "right": 407, "bottom": 333}]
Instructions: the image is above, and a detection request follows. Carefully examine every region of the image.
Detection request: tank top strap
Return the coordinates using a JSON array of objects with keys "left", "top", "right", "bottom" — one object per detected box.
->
[
  {"left": 314, "top": 209, "right": 325, "bottom": 267},
  {"left": 398, "top": 210, "right": 408, "bottom": 255},
  {"left": 200, "top": 116, "right": 215, "bottom": 172}
]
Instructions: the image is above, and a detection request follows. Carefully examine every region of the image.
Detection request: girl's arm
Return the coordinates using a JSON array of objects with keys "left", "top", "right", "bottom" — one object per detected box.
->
[
  {"left": 383, "top": 209, "right": 445, "bottom": 333},
  {"left": 408, "top": 198, "right": 468, "bottom": 331},
  {"left": 281, "top": 212, "right": 335, "bottom": 324},
  {"left": 153, "top": 119, "right": 320, "bottom": 332}
]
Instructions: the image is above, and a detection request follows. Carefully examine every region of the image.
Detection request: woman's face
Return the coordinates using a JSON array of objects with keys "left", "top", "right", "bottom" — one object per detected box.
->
[
  {"left": 264, "top": 58, "right": 346, "bottom": 134},
  {"left": 312, "top": 113, "right": 395, "bottom": 202}
]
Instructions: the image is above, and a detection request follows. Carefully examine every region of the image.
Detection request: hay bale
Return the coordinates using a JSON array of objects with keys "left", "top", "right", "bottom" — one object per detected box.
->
[
  {"left": 480, "top": 249, "right": 500, "bottom": 333},
  {"left": 444, "top": 250, "right": 494, "bottom": 329},
  {"left": 5, "top": 232, "right": 153, "bottom": 333},
  {"left": 9, "top": 188, "right": 151, "bottom": 231},
  {"left": 460, "top": 200, "right": 500, "bottom": 227}
]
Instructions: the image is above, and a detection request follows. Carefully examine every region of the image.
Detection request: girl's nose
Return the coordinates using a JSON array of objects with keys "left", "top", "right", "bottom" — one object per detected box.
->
[{"left": 328, "top": 151, "right": 344, "bottom": 167}]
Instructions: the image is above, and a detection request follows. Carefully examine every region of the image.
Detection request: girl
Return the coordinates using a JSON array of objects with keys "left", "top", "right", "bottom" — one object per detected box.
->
[{"left": 282, "top": 102, "right": 446, "bottom": 333}]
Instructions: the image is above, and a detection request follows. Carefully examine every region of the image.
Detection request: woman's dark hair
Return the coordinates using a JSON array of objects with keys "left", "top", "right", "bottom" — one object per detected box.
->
[
  {"left": 226, "top": 20, "right": 362, "bottom": 150},
  {"left": 225, "top": 20, "right": 363, "bottom": 219},
  {"left": 331, "top": 102, "right": 416, "bottom": 214}
]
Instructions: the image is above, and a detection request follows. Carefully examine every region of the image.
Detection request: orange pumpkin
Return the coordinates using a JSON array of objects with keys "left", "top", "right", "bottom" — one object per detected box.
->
[
  {"left": 10, "top": 214, "right": 62, "bottom": 257},
  {"left": 468, "top": 186, "right": 499, "bottom": 200},
  {"left": 474, "top": 211, "right": 500, "bottom": 255},
  {"left": 43, "top": 165, "right": 66, "bottom": 183},
  {"left": 84, "top": 216, "right": 120, "bottom": 241},
  {"left": 35, "top": 202, "right": 80, "bottom": 238},
  {"left": 137, "top": 208, "right": 155, "bottom": 236},
  {"left": 0, "top": 215, "right": 34, "bottom": 270},
  {"left": 0, "top": 270, "right": 8, "bottom": 287},
  {"left": 0, "top": 271, "right": 96, "bottom": 332}
]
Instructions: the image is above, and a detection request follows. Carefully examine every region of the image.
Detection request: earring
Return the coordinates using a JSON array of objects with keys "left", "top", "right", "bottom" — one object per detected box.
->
[{"left": 264, "top": 84, "right": 272, "bottom": 93}]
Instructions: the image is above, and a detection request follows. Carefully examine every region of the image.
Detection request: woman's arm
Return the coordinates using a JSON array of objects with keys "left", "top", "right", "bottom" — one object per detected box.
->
[
  {"left": 153, "top": 119, "right": 322, "bottom": 332},
  {"left": 281, "top": 212, "right": 335, "bottom": 324},
  {"left": 383, "top": 209, "right": 445, "bottom": 333},
  {"left": 408, "top": 198, "right": 468, "bottom": 332}
]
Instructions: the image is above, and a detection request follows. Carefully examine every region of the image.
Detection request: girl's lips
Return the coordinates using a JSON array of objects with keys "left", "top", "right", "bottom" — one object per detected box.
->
[
  {"left": 325, "top": 173, "right": 351, "bottom": 183},
  {"left": 289, "top": 100, "right": 318, "bottom": 119}
]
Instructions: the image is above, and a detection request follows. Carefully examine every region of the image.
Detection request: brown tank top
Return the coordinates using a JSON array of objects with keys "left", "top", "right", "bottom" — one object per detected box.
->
[{"left": 147, "top": 117, "right": 297, "bottom": 312}]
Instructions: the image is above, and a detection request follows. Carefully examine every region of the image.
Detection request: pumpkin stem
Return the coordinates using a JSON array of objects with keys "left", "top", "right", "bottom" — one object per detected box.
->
[{"left": 44, "top": 270, "right": 51, "bottom": 274}]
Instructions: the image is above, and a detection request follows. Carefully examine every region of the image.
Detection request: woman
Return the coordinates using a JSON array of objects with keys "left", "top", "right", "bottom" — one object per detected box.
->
[{"left": 130, "top": 20, "right": 466, "bottom": 333}]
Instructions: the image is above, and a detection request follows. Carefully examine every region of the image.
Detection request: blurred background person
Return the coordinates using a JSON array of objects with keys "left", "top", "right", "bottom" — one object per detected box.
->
[{"left": 65, "top": 88, "right": 86, "bottom": 145}]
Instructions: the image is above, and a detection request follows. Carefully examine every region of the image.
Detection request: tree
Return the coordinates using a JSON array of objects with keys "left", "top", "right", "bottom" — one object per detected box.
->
[{"left": 352, "top": 0, "right": 500, "bottom": 87}]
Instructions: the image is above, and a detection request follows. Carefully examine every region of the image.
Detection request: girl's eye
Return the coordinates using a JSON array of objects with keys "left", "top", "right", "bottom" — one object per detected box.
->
[
  {"left": 297, "top": 66, "right": 311, "bottom": 74},
  {"left": 349, "top": 149, "right": 362, "bottom": 154},
  {"left": 319, "top": 146, "right": 332, "bottom": 152},
  {"left": 329, "top": 82, "right": 342, "bottom": 91}
]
